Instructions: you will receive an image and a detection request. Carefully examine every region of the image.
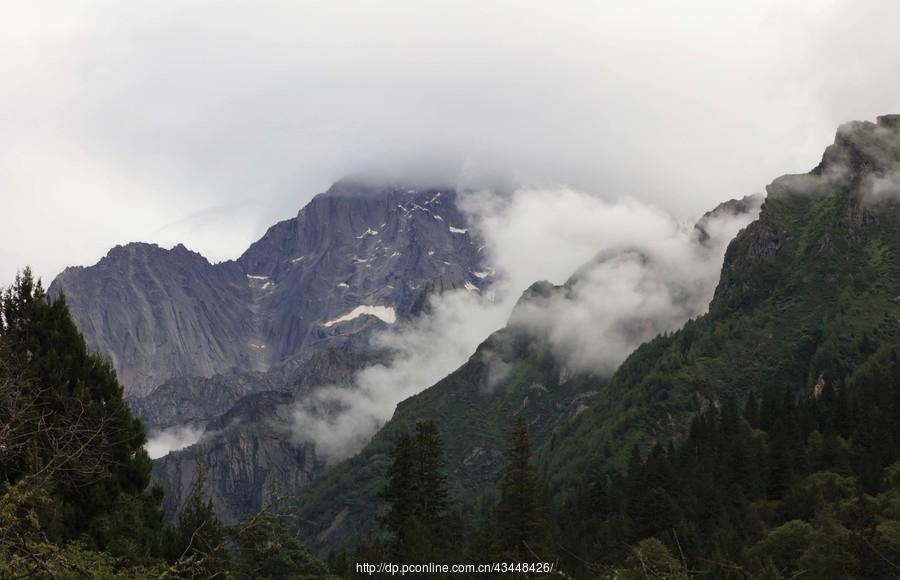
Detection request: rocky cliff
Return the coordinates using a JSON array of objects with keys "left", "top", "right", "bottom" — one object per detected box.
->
[{"left": 50, "top": 180, "right": 488, "bottom": 398}]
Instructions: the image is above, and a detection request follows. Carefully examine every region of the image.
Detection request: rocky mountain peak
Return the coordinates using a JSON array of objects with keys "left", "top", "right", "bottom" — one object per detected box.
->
[
  {"left": 49, "top": 178, "right": 489, "bottom": 398},
  {"left": 713, "top": 115, "right": 900, "bottom": 314}
]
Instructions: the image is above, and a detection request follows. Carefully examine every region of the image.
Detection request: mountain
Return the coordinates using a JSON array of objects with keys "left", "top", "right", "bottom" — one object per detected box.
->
[
  {"left": 49, "top": 180, "right": 488, "bottom": 399},
  {"left": 535, "top": 115, "right": 900, "bottom": 578},
  {"left": 290, "top": 194, "right": 761, "bottom": 549},
  {"left": 48, "top": 180, "right": 491, "bottom": 522},
  {"left": 292, "top": 115, "right": 900, "bottom": 556},
  {"left": 542, "top": 114, "right": 900, "bottom": 495}
]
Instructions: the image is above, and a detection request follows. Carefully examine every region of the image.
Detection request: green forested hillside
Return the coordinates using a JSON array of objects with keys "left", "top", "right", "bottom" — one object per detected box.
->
[
  {"left": 554, "top": 345, "right": 900, "bottom": 578},
  {"left": 543, "top": 116, "right": 900, "bottom": 496},
  {"left": 294, "top": 322, "right": 602, "bottom": 551}
]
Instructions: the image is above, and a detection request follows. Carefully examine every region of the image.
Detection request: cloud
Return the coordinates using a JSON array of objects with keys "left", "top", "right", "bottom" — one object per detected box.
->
[
  {"left": 476, "top": 188, "right": 760, "bottom": 375},
  {"left": 865, "top": 171, "right": 900, "bottom": 204},
  {"left": 291, "top": 288, "right": 508, "bottom": 460},
  {"left": 290, "top": 187, "right": 760, "bottom": 461},
  {"left": 145, "top": 425, "right": 205, "bottom": 460},
  {"left": 3, "top": 1, "right": 900, "bottom": 286}
]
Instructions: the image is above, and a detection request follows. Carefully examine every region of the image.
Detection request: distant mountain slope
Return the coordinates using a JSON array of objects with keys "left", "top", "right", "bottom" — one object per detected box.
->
[
  {"left": 49, "top": 180, "right": 488, "bottom": 398},
  {"left": 543, "top": 115, "right": 900, "bottom": 496}
]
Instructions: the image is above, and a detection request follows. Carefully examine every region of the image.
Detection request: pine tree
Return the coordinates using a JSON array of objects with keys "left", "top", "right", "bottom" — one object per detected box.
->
[
  {"left": 413, "top": 422, "right": 449, "bottom": 532},
  {"left": 229, "top": 513, "right": 336, "bottom": 579},
  {"left": 413, "top": 420, "right": 449, "bottom": 555},
  {"left": 380, "top": 432, "right": 418, "bottom": 559},
  {"left": 162, "top": 464, "right": 228, "bottom": 576},
  {"left": 0, "top": 268, "right": 161, "bottom": 561},
  {"left": 767, "top": 418, "right": 793, "bottom": 499},
  {"left": 496, "top": 416, "right": 543, "bottom": 557},
  {"left": 379, "top": 421, "right": 450, "bottom": 561}
]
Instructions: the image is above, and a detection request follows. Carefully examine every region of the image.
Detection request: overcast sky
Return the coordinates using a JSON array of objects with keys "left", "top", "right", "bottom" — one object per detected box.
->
[{"left": 2, "top": 1, "right": 899, "bottom": 286}]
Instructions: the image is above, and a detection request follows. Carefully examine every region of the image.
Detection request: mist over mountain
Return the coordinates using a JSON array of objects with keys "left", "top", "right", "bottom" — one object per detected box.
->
[
  {"left": 11, "top": 110, "right": 900, "bottom": 577},
  {"left": 45, "top": 166, "right": 761, "bottom": 525},
  {"left": 7, "top": 2, "right": 900, "bottom": 576},
  {"left": 289, "top": 191, "right": 761, "bottom": 546}
]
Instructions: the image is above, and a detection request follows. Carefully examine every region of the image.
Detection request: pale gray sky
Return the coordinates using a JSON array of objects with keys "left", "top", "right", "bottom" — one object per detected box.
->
[{"left": 2, "top": 1, "right": 899, "bottom": 285}]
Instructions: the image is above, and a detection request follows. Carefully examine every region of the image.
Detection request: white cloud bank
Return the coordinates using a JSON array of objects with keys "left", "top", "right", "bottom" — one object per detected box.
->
[{"left": 4, "top": 1, "right": 900, "bottom": 286}]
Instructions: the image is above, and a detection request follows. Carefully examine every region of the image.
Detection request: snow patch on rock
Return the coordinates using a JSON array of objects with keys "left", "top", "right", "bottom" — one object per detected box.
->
[{"left": 322, "top": 305, "right": 397, "bottom": 327}]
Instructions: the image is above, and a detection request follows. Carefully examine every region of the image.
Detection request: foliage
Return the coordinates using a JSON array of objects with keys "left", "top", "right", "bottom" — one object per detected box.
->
[
  {"left": 0, "top": 268, "right": 164, "bottom": 566},
  {"left": 554, "top": 345, "right": 900, "bottom": 578},
  {"left": 544, "top": 187, "right": 900, "bottom": 496},
  {"left": 378, "top": 421, "right": 451, "bottom": 561},
  {"left": 495, "top": 416, "right": 544, "bottom": 557}
]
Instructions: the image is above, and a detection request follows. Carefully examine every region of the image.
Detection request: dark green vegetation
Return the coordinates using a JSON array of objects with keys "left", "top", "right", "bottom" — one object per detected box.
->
[
  {"left": 541, "top": 118, "right": 900, "bottom": 576},
  {"left": 330, "top": 417, "right": 548, "bottom": 577},
  {"left": 330, "top": 344, "right": 900, "bottom": 577},
  {"left": 557, "top": 346, "right": 900, "bottom": 577},
  {"left": 378, "top": 421, "right": 452, "bottom": 560},
  {"left": 0, "top": 270, "right": 333, "bottom": 578}
]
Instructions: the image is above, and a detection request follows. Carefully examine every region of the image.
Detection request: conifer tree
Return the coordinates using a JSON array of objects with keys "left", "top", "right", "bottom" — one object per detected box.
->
[
  {"left": 413, "top": 421, "right": 449, "bottom": 530},
  {"left": 379, "top": 421, "right": 450, "bottom": 560},
  {"left": 413, "top": 420, "right": 449, "bottom": 554},
  {"left": 0, "top": 268, "right": 161, "bottom": 561},
  {"left": 162, "top": 464, "right": 228, "bottom": 575},
  {"left": 496, "top": 416, "right": 543, "bottom": 557},
  {"left": 380, "top": 432, "right": 418, "bottom": 558}
]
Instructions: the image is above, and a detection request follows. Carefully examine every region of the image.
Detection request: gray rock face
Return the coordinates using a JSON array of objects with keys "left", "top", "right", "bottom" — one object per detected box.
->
[
  {"left": 49, "top": 180, "right": 487, "bottom": 398},
  {"left": 49, "top": 179, "right": 489, "bottom": 522},
  {"left": 51, "top": 244, "right": 253, "bottom": 397},
  {"left": 131, "top": 348, "right": 385, "bottom": 433},
  {"left": 144, "top": 346, "right": 385, "bottom": 523},
  {"left": 151, "top": 390, "right": 323, "bottom": 523}
]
